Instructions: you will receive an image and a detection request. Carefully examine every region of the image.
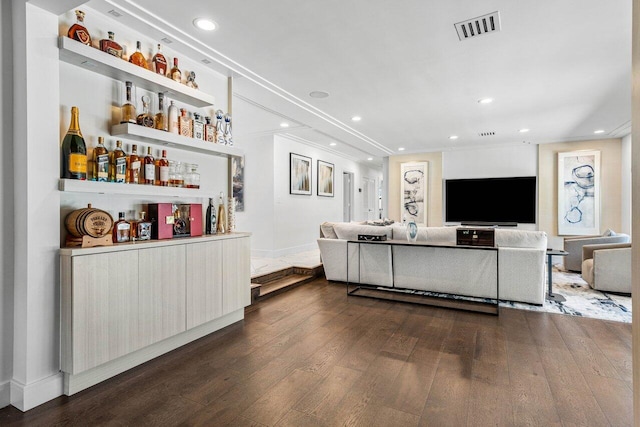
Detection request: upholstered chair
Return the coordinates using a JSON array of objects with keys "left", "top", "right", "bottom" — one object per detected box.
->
[
  {"left": 581, "top": 243, "right": 632, "bottom": 294},
  {"left": 564, "top": 232, "right": 630, "bottom": 272}
]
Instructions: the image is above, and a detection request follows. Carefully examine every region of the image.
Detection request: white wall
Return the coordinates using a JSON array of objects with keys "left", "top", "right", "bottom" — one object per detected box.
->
[
  {"left": 0, "top": 0, "right": 14, "bottom": 410},
  {"left": 621, "top": 134, "right": 632, "bottom": 234},
  {"left": 442, "top": 145, "right": 538, "bottom": 179}
]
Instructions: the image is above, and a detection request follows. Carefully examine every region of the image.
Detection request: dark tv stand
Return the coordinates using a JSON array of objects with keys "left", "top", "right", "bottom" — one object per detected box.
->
[{"left": 461, "top": 221, "right": 518, "bottom": 227}]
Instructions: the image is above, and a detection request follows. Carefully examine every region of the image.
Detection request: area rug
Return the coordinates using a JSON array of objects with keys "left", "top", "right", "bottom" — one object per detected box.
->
[{"left": 503, "top": 268, "right": 631, "bottom": 323}]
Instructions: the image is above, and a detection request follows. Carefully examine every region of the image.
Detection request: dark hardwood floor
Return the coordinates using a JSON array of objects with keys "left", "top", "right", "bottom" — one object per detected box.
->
[{"left": 0, "top": 279, "right": 633, "bottom": 426}]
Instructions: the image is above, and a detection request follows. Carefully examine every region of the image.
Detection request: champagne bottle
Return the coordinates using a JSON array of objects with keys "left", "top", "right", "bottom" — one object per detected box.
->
[
  {"left": 205, "top": 198, "right": 217, "bottom": 235},
  {"left": 61, "top": 106, "right": 87, "bottom": 180}
]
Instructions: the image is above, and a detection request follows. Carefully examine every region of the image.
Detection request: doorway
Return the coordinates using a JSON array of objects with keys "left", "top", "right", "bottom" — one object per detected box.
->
[
  {"left": 343, "top": 172, "right": 354, "bottom": 222},
  {"left": 362, "top": 177, "right": 376, "bottom": 220}
]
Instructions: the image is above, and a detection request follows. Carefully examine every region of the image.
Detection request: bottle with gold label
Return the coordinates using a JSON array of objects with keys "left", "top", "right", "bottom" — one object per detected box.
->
[
  {"left": 93, "top": 136, "right": 109, "bottom": 182},
  {"left": 109, "top": 140, "right": 127, "bottom": 183},
  {"left": 128, "top": 144, "right": 141, "bottom": 184},
  {"left": 178, "top": 108, "right": 192, "bottom": 138},
  {"left": 154, "top": 92, "right": 167, "bottom": 131},
  {"left": 121, "top": 81, "right": 137, "bottom": 124},
  {"left": 68, "top": 10, "right": 92, "bottom": 46},
  {"left": 170, "top": 57, "right": 182, "bottom": 82},
  {"left": 61, "top": 106, "right": 87, "bottom": 180},
  {"left": 100, "top": 31, "right": 123, "bottom": 58},
  {"left": 152, "top": 44, "right": 168, "bottom": 76},
  {"left": 136, "top": 95, "right": 154, "bottom": 128},
  {"left": 129, "top": 41, "right": 149, "bottom": 69}
]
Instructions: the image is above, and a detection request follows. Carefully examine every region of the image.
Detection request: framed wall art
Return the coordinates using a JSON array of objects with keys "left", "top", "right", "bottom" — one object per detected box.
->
[
  {"left": 290, "top": 153, "right": 312, "bottom": 195},
  {"left": 557, "top": 150, "right": 600, "bottom": 236},
  {"left": 400, "top": 161, "right": 428, "bottom": 225},
  {"left": 230, "top": 155, "right": 245, "bottom": 212},
  {"left": 317, "top": 160, "right": 334, "bottom": 197}
]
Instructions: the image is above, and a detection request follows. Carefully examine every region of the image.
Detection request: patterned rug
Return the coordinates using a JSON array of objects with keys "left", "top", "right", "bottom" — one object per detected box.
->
[{"left": 503, "top": 268, "right": 632, "bottom": 323}]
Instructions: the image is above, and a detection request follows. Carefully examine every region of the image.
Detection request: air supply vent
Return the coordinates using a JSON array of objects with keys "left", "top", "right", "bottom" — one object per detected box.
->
[
  {"left": 454, "top": 11, "right": 501, "bottom": 41},
  {"left": 201, "top": 58, "right": 212, "bottom": 64},
  {"left": 478, "top": 131, "right": 495, "bottom": 137},
  {"left": 107, "top": 9, "right": 122, "bottom": 18}
]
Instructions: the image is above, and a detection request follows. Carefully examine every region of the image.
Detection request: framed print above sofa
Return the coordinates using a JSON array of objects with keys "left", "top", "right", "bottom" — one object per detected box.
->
[{"left": 400, "top": 161, "right": 428, "bottom": 225}]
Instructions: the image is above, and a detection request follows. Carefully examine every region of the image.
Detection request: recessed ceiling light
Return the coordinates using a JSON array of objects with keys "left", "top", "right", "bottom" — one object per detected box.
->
[
  {"left": 594, "top": 129, "right": 605, "bottom": 134},
  {"left": 280, "top": 122, "right": 289, "bottom": 128},
  {"left": 398, "top": 147, "right": 405, "bottom": 151},
  {"left": 309, "top": 91, "right": 329, "bottom": 99},
  {"left": 193, "top": 18, "right": 217, "bottom": 31},
  {"left": 367, "top": 157, "right": 373, "bottom": 161},
  {"left": 329, "top": 142, "right": 337, "bottom": 146},
  {"left": 478, "top": 98, "right": 493, "bottom": 104},
  {"left": 519, "top": 128, "right": 530, "bottom": 133},
  {"left": 449, "top": 135, "right": 459, "bottom": 140},
  {"left": 352, "top": 116, "right": 362, "bottom": 122}
]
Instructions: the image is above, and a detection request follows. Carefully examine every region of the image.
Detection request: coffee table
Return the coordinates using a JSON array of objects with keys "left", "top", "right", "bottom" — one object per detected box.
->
[{"left": 546, "top": 249, "right": 568, "bottom": 302}]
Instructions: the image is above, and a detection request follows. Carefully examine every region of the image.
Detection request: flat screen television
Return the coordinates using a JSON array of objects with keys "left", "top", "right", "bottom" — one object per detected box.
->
[{"left": 445, "top": 176, "right": 536, "bottom": 225}]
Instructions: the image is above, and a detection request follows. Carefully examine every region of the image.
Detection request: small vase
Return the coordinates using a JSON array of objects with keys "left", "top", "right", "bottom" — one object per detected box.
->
[{"left": 406, "top": 220, "right": 418, "bottom": 242}]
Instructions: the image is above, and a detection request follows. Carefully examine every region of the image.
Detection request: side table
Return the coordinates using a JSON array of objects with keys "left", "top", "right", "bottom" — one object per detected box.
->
[{"left": 546, "top": 249, "right": 568, "bottom": 302}]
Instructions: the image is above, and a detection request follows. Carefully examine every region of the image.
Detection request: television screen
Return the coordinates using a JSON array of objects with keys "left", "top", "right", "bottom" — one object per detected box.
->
[{"left": 445, "top": 176, "right": 536, "bottom": 224}]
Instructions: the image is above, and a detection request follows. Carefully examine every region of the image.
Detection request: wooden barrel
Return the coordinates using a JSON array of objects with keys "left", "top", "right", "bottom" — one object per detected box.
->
[{"left": 65, "top": 204, "right": 114, "bottom": 238}]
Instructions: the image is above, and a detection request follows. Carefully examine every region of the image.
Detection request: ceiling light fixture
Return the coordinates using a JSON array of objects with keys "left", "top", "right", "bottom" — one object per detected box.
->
[
  {"left": 398, "top": 147, "right": 405, "bottom": 151},
  {"left": 367, "top": 157, "right": 373, "bottom": 161},
  {"left": 594, "top": 129, "right": 605, "bottom": 134},
  {"left": 449, "top": 135, "right": 459, "bottom": 140},
  {"left": 478, "top": 98, "right": 493, "bottom": 104},
  {"left": 329, "top": 142, "right": 337, "bottom": 146},
  {"left": 351, "top": 116, "right": 362, "bottom": 122},
  {"left": 309, "top": 91, "right": 329, "bottom": 99},
  {"left": 193, "top": 18, "right": 217, "bottom": 31},
  {"left": 280, "top": 122, "right": 289, "bottom": 128},
  {"left": 519, "top": 128, "right": 530, "bottom": 133}
]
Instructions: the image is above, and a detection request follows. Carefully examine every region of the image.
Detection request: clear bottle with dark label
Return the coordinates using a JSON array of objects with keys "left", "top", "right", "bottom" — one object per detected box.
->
[{"left": 61, "top": 106, "right": 87, "bottom": 180}]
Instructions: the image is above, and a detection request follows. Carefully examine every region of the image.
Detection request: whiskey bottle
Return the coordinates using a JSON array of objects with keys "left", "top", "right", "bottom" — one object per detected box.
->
[
  {"left": 112, "top": 212, "right": 131, "bottom": 243},
  {"left": 68, "top": 10, "right": 92, "bottom": 46},
  {"left": 193, "top": 113, "right": 205, "bottom": 140},
  {"left": 205, "top": 198, "right": 217, "bottom": 235},
  {"left": 155, "top": 149, "right": 169, "bottom": 186},
  {"left": 168, "top": 101, "right": 179, "bottom": 134},
  {"left": 154, "top": 92, "right": 167, "bottom": 131},
  {"left": 61, "top": 106, "right": 87, "bottom": 180},
  {"left": 178, "top": 108, "right": 192, "bottom": 138},
  {"left": 100, "top": 31, "right": 123, "bottom": 58},
  {"left": 143, "top": 146, "right": 155, "bottom": 185},
  {"left": 170, "top": 57, "right": 182, "bottom": 83},
  {"left": 129, "top": 41, "right": 149, "bottom": 69},
  {"left": 109, "top": 140, "right": 127, "bottom": 183},
  {"left": 137, "top": 212, "right": 152, "bottom": 241},
  {"left": 204, "top": 116, "right": 215, "bottom": 142},
  {"left": 121, "top": 81, "right": 137, "bottom": 124},
  {"left": 128, "top": 144, "right": 141, "bottom": 184},
  {"left": 136, "top": 95, "right": 154, "bottom": 127},
  {"left": 152, "top": 44, "right": 168, "bottom": 76},
  {"left": 93, "top": 136, "right": 109, "bottom": 182},
  {"left": 216, "top": 192, "right": 226, "bottom": 233}
]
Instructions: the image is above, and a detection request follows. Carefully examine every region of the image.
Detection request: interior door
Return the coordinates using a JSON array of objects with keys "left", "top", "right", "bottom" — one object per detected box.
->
[
  {"left": 363, "top": 177, "right": 376, "bottom": 220},
  {"left": 343, "top": 172, "right": 353, "bottom": 222}
]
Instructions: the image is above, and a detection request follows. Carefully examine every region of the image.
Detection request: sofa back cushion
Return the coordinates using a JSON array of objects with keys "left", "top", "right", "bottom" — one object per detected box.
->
[
  {"left": 495, "top": 229, "right": 547, "bottom": 249},
  {"left": 333, "top": 223, "right": 393, "bottom": 241},
  {"left": 320, "top": 222, "right": 339, "bottom": 239},
  {"left": 424, "top": 227, "right": 457, "bottom": 245}
]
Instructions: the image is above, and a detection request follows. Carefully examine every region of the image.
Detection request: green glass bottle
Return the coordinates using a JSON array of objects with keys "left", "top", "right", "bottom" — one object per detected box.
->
[{"left": 61, "top": 106, "right": 87, "bottom": 180}]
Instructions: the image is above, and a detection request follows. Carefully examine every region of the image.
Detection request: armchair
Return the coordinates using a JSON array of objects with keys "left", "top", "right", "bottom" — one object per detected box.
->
[
  {"left": 563, "top": 233, "right": 630, "bottom": 272},
  {"left": 581, "top": 243, "right": 632, "bottom": 294}
]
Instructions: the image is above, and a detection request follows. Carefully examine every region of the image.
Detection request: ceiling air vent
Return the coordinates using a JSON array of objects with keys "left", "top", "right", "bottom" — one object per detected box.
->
[
  {"left": 201, "top": 58, "right": 212, "bottom": 64},
  {"left": 454, "top": 11, "right": 501, "bottom": 41},
  {"left": 478, "top": 131, "right": 495, "bottom": 137}
]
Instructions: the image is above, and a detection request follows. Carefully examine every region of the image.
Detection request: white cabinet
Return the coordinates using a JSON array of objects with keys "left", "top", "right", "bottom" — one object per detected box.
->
[
  {"left": 222, "top": 237, "right": 252, "bottom": 314},
  {"left": 186, "top": 241, "right": 223, "bottom": 329}
]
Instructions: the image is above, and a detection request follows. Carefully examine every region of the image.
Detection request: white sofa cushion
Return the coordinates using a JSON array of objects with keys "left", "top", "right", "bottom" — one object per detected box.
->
[
  {"left": 495, "top": 229, "right": 547, "bottom": 249},
  {"left": 320, "top": 221, "right": 339, "bottom": 239},
  {"left": 333, "top": 223, "right": 392, "bottom": 241},
  {"left": 425, "top": 227, "right": 457, "bottom": 245}
]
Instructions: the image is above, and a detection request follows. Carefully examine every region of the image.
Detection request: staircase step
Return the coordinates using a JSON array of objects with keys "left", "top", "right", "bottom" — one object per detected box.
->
[{"left": 259, "top": 273, "right": 316, "bottom": 299}]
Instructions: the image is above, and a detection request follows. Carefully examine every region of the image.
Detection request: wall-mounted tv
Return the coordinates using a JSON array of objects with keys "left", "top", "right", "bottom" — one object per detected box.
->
[{"left": 445, "top": 176, "right": 537, "bottom": 225}]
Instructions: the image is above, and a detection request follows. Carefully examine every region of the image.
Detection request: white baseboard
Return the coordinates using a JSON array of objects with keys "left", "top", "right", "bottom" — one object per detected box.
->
[
  {"left": 10, "top": 373, "right": 64, "bottom": 412},
  {"left": 0, "top": 381, "right": 10, "bottom": 409}
]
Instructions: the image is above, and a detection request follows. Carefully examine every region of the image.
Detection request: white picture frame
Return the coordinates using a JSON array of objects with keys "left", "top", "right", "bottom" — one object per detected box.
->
[
  {"left": 400, "top": 161, "right": 428, "bottom": 226},
  {"left": 557, "top": 150, "right": 600, "bottom": 236}
]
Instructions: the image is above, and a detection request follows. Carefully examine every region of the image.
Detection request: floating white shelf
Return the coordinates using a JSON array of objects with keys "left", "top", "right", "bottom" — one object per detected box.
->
[
  {"left": 58, "top": 37, "right": 215, "bottom": 108},
  {"left": 59, "top": 178, "right": 216, "bottom": 198},
  {"left": 111, "top": 123, "right": 243, "bottom": 157}
]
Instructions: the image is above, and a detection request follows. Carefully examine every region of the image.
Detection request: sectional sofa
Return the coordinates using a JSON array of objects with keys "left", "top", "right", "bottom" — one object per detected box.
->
[{"left": 317, "top": 222, "right": 548, "bottom": 305}]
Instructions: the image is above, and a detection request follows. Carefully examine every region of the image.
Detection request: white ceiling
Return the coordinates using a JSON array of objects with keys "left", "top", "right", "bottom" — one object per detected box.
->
[{"left": 79, "top": 0, "right": 631, "bottom": 164}]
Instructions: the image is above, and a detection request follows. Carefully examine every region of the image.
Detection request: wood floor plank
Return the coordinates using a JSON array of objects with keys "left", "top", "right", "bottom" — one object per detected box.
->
[
  {"left": 385, "top": 348, "right": 440, "bottom": 416},
  {"left": 274, "top": 409, "right": 327, "bottom": 427},
  {"left": 583, "top": 372, "right": 633, "bottom": 427},
  {"left": 293, "top": 365, "right": 362, "bottom": 418},
  {"left": 508, "top": 374, "right": 562, "bottom": 426},
  {"left": 420, "top": 354, "right": 472, "bottom": 426},
  {"left": 466, "top": 379, "right": 514, "bottom": 426}
]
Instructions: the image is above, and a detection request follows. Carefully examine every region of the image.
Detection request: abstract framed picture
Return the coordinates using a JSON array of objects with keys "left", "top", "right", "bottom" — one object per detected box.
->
[
  {"left": 230, "top": 155, "right": 245, "bottom": 212},
  {"left": 557, "top": 150, "right": 600, "bottom": 236},
  {"left": 290, "top": 152, "right": 312, "bottom": 195},
  {"left": 400, "top": 161, "right": 428, "bottom": 225},
  {"left": 317, "top": 160, "right": 334, "bottom": 197}
]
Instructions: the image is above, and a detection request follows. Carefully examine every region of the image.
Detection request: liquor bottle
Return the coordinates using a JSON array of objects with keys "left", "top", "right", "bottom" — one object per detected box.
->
[
  {"left": 155, "top": 149, "right": 169, "bottom": 186},
  {"left": 128, "top": 144, "right": 141, "bottom": 184},
  {"left": 109, "top": 140, "right": 127, "bottom": 183},
  {"left": 143, "top": 146, "right": 155, "bottom": 185},
  {"left": 205, "top": 198, "right": 217, "bottom": 235},
  {"left": 137, "top": 212, "right": 152, "bottom": 241},
  {"left": 61, "top": 106, "right": 87, "bottom": 180},
  {"left": 112, "top": 212, "right": 131, "bottom": 243},
  {"left": 152, "top": 44, "right": 168, "bottom": 76},
  {"left": 99, "top": 31, "right": 123, "bottom": 58},
  {"left": 68, "top": 10, "right": 92, "bottom": 46},
  {"left": 129, "top": 41, "right": 149, "bottom": 69},
  {"left": 216, "top": 192, "right": 226, "bottom": 234},
  {"left": 204, "top": 116, "right": 215, "bottom": 142},
  {"left": 170, "top": 57, "right": 182, "bottom": 82},
  {"left": 168, "top": 101, "right": 179, "bottom": 134},
  {"left": 136, "top": 95, "right": 154, "bottom": 127},
  {"left": 178, "top": 108, "right": 192, "bottom": 138},
  {"left": 154, "top": 92, "right": 167, "bottom": 131},
  {"left": 193, "top": 113, "right": 205, "bottom": 140},
  {"left": 121, "top": 81, "right": 137, "bottom": 124},
  {"left": 93, "top": 136, "right": 109, "bottom": 182}
]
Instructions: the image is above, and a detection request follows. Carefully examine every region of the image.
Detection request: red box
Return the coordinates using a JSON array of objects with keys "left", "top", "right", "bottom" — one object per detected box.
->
[{"left": 149, "top": 203, "right": 202, "bottom": 239}]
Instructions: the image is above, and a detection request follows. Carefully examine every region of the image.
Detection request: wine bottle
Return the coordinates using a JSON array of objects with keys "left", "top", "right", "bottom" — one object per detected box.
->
[
  {"left": 205, "top": 198, "right": 217, "bottom": 235},
  {"left": 61, "top": 106, "right": 87, "bottom": 180}
]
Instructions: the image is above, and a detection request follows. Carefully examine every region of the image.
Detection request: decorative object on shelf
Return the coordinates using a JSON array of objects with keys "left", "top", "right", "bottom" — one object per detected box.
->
[
  {"left": 154, "top": 92, "right": 167, "bottom": 131},
  {"left": 230, "top": 156, "right": 245, "bottom": 211},
  {"left": 92, "top": 136, "right": 109, "bottom": 182},
  {"left": 228, "top": 196, "right": 236, "bottom": 232},
  {"left": 168, "top": 160, "right": 185, "bottom": 187},
  {"left": 68, "top": 10, "right": 92, "bottom": 46},
  {"left": 136, "top": 212, "right": 152, "bottom": 241},
  {"left": 205, "top": 116, "right": 215, "bottom": 142},
  {"left": 136, "top": 95, "right": 154, "bottom": 127},
  {"left": 178, "top": 108, "right": 192, "bottom": 137},
  {"left": 170, "top": 57, "right": 182, "bottom": 82},
  {"left": 186, "top": 71, "right": 198, "bottom": 89},
  {"left": 168, "top": 100, "right": 179, "bottom": 134},
  {"left": 214, "top": 109, "right": 225, "bottom": 144},
  {"left": 121, "top": 81, "right": 137, "bottom": 124},
  {"left": 223, "top": 113, "right": 233, "bottom": 146},
  {"left": 64, "top": 204, "right": 114, "bottom": 248},
  {"left": 148, "top": 203, "right": 203, "bottom": 239},
  {"left": 205, "top": 198, "right": 217, "bottom": 235},
  {"left": 152, "top": 44, "right": 168, "bottom": 76},
  {"left": 129, "top": 41, "right": 149, "bottom": 69},
  {"left": 99, "top": 31, "right": 123, "bottom": 58},
  {"left": 216, "top": 192, "right": 227, "bottom": 233},
  {"left": 405, "top": 219, "right": 418, "bottom": 242},
  {"left": 558, "top": 150, "right": 600, "bottom": 236},
  {"left": 290, "top": 152, "right": 312, "bottom": 195},
  {"left": 61, "top": 106, "right": 87, "bottom": 180},
  {"left": 317, "top": 160, "right": 334, "bottom": 197},
  {"left": 400, "top": 161, "right": 428, "bottom": 226},
  {"left": 193, "top": 113, "right": 205, "bottom": 140},
  {"left": 109, "top": 140, "right": 126, "bottom": 183}
]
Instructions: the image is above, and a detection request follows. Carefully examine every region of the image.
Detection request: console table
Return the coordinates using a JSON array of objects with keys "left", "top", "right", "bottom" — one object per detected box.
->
[
  {"left": 346, "top": 240, "right": 499, "bottom": 315},
  {"left": 546, "top": 249, "right": 569, "bottom": 302}
]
